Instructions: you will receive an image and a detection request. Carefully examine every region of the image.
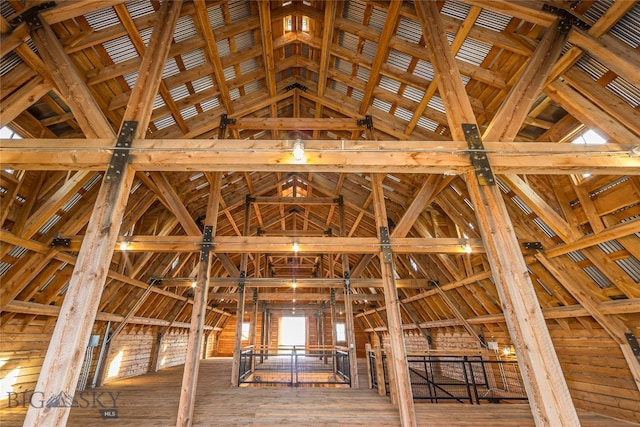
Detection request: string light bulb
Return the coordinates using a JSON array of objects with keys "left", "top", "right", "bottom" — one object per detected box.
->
[{"left": 292, "top": 139, "right": 305, "bottom": 161}]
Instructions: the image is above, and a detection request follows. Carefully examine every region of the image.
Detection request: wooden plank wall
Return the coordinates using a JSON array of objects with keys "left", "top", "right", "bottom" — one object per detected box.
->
[
  {"left": 0, "top": 316, "right": 50, "bottom": 406},
  {"left": 157, "top": 330, "right": 190, "bottom": 370},
  {"left": 103, "top": 328, "right": 154, "bottom": 383}
]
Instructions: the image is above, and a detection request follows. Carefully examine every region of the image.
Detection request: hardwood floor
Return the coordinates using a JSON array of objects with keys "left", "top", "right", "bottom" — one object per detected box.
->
[{"left": 1, "top": 358, "right": 637, "bottom": 426}]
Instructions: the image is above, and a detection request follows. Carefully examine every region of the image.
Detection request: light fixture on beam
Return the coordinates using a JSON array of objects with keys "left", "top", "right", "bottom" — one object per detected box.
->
[
  {"left": 119, "top": 238, "right": 131, "bottom": 251},
  {"left": 292, "top": 139, "right": 305, "bottom": 161},
  {"left": 292, "top": 241, "right": 300, "bottom": 252},
  {"left": 463, "top": 242, "right": 472, "bottom": 254}
]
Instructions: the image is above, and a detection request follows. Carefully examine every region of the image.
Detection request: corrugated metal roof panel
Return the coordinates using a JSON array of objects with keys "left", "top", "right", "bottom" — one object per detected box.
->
[
  {"left": 403, "top": 86, "right": 425, "bottom": 103},
  {"left": 126, "top": 0, "right": 155, "bottom": 19},
  {"left": 379, "top": 76, "right": 400, "bottom": 93},
  {"left": 84, "top": 6, "right": 120, "bottom": 30},
  {"left": 417, "top": 116, "right": 439, "bottom": 132},
  {"left": 217, "top": 39, "right": 231, "bottom": 57},
  {"left": 361, "top": 39, "right": 379, "bottom": 59},
  {"left": 351, "top": 88, "right": 364, "bottom": 102},
  {"left": 441, "top": 1, "right": 471, "bottom": 21},
  {"left": 200, "top": 97, "right": 220, "bottom": 111},
  {"left": 1, "top": 51, "right": 22, "bottom": 77},
  {"left": 607, "top": 77, "right": 640, "bottom": 108},
  {"left": 170, "top": 84, "right": 189, "bottom": 101},
  {"left": 162, "top": 57, "right": 180, "bottom": 79},
  {"left": 192, "top": 75, "right": 213, "bottom": 92},
  {"left": 235, "top": 31, "right": 255, "bottom": 51},
  {"left": 239, "top": 58, "right": 259, "bottom": 74},
  {"left": 583, "top": 265, "right": 613, "bottom": 288},
  {"left": 610, "top": 4, "right": 639, "bottom": 48},
  {"left": 229, "top": 87, "right": 241, "bottom": 100},
  {"left": 428, "top": 96, "right": 445, "bottom": 113},
  {"left": 387, "top": 49, "right": 411, "bottom": 72},
  {"left": 396, "top": 16, "right": 422, "bottom": 43},
  {"left": 368, "top": 4, "right": 386, "bottom": 32},
  {"left": 244, "top": 80, "right": 261, "bottom": 95},
  {"left": 413, "top": 59, "right": 434, "bottom": 81},
  {"left": 335, "top": 57, "right": 353, "bottom": 74},
  {"left": 476, "top": 8, "right": 511, "bottom": 32},
  {"left": 182, "top": 49, "right": 206, "bottom": 70},
  {"left": 227, "top": 0, "right": 251, "bottom": 22},
  {"left": 0, "top": 1, "right": 16, "bottom": 19},
  {"left": 208, "top": 4, "right": 225, "bottom": 29},
  {"left": 174, "top": 15, "right": 197, "bottom": 43},
  {"left": 343, "top": 0, "right": 366, "bottom": 22},
  {"left": 616, "top": 258, "right": 640, "bottom": 282},
  {"left": 123, "top": 71, "right": 138, "bottom": 90},
  {"left": 102, "top": 35, "right": 137, "bottom": 64},
  {"left": 456, "top": 37, "right": 491, "bottom": 66},
  {"left": 394, "top": 107, "right": 412, "bottom": 122},
  {"left": 154, "top": 115, "right": 176, "bottom": 130},
  {"left": 356, "top": 66, "right": 371, "bottom": 82},
  {"left": 153, "top": 93, "right": 165, "bottom": 110},
  {"left": 338, "top": 30, "right": 359, "bottom": 51},
  {"left": 331, "top": 80, "right": 348, "bottom": 95},
  {"left": 180, "top": 105, "right": 197, "bottom": 120}
]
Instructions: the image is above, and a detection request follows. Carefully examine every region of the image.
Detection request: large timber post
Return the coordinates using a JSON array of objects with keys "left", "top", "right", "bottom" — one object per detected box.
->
[
  {"left": 176, "top": 171, "right": 222, "bottom": 426},
  {"left": 231, "top": 195, "right": 253, "bottom": 386},
  {"left": 414, "top": 1, "right": 579, "bottom": 425},
  {"left": 371, "top": 174, "right": 417, "bottom": 427},
  {"left": 339, "top": 196, "right": 359, "bottom": 387}
]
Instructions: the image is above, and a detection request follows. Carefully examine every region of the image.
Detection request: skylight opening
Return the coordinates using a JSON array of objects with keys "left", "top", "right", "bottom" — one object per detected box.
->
[{"left": 571, "top": 129, "right": 607, "bottom": 145}]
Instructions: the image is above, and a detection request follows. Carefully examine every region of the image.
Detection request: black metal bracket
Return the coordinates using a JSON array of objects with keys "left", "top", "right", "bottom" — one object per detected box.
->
[
  {"left": 523, "top": 241, "right": 543, "bottom": 251},
  {"left": 625, "top": 333, "right": 640, "bottom": 358},
  {"left": 380, "top": 226, "right": 392, "bottom": 264},
  {"left": 462, "top": 123, "right": 495, "bottom": 186},
  {"left": 219, "top": 114, "right": 236, "bottom": 130},
  {"left": 343, "top": 271, "right": 351, "bottom": 294},
  {"left": 50, "top": 237, "right": 70, "bottom": 248},
  {"left": 357, "top": 115, "right": 374, "bottom": 130},
  {"left": 285, "top": 82, "right": 307, "bottom": 92},
  {"left": 330, "top": 288, "right": 336, "bottom": 306},
  {"left": 106, "top": 121, "right": 137, "bottom": 183},
  {"left": 9, "top": 1, "right": 56, "bottom": 29},
  {"left": 246, "top": 195, "right": 256, "bottom": 205},
  {"left": 253, "top": 288, "right": 258, "bottom": 304},
  {"left": 238, "top": 271, "right": 246, "bottom": 293},
  {"left": 337, "top": 195, "right": 344, "bottom": 207},
  {"left": 324, "top": 228, "right": 333, "bottom": 237},
  {"left": 200, "top": 225, "right": 213, "bottom": 263},
  {"left": 542, "top": 4, "right": 591, "bottom": 33}
]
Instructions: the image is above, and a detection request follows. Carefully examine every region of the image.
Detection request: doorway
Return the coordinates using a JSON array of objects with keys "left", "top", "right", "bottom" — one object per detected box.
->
[{"left": 279, "top": 316, "right": 306, "bottom": 352}]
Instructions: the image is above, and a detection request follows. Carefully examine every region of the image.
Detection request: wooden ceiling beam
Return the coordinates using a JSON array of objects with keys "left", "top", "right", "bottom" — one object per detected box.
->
[
  {"left": 228, "top": 117, "right": 366, "bottom": 130},
  {"left": 193, "top": 0, "right": 234, "bottom": 115},
  {"left": 56, "top": 235, "right": 486, "bottom": 254},
  {"left": 30, "top": 20, "right": 115, "bottom": 139},
  {"left": 2, "top": 139, "right": 637, "bottom": 175}
]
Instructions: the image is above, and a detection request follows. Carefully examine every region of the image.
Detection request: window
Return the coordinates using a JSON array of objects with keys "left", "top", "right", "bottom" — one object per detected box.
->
[
  {"left": 336, "top": 323, "right": 346, "bottom": 342},
  {"left": 241, "top": 322, "right": 250, "bottom": 341}
]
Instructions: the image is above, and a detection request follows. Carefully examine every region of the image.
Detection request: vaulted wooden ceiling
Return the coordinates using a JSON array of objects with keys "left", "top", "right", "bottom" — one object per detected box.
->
[{"left": 1, "top": 2, "right": 640, "bottom": 417}]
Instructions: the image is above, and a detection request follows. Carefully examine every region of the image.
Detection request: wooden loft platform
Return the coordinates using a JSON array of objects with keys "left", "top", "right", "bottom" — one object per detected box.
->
[
  {"left": 1, "top": 358, "right": 636, "bottom": 427},
  {"left": 1, "top": 1, "right": 639, "bottom": 426}
]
